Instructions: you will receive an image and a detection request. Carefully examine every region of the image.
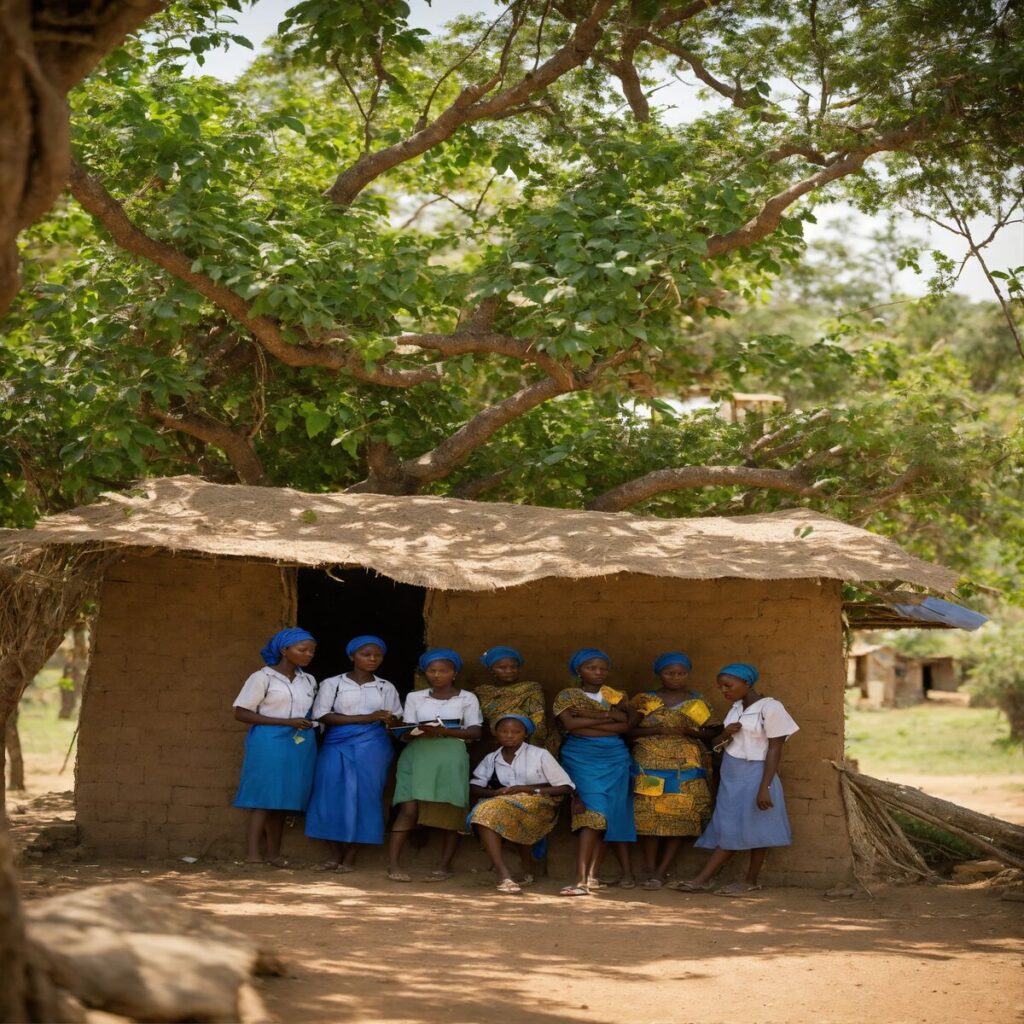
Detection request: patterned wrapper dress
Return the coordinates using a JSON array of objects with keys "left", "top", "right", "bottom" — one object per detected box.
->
[
  {"left": 629, "top": 691, "right": 715, "bottom": 837},
  {"left": 474, "top": 680, "right": 557, "bottom": 754}
]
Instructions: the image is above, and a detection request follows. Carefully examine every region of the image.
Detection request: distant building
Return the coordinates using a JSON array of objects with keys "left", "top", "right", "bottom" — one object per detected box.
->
[{"left": 848, "top": 643, "right": 961, "bottom": 707}]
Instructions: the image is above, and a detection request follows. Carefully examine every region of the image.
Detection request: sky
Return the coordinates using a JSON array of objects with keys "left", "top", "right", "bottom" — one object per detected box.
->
[{"left": 189, "top": 0, "right": 1023, "bottom": 305}]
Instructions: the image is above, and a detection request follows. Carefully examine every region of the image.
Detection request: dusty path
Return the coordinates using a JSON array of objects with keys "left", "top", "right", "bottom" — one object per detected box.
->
[{"left": 15, "top": 851, "right": 1024, "bottom": 1024}]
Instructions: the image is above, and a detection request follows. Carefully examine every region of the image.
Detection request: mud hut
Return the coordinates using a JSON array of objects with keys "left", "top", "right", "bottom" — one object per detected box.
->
[{"left": 0, "top": 477, "right": 959, "bottom": 886}]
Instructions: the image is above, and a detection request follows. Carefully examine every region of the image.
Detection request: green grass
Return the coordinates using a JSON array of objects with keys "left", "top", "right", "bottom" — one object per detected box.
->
[
  {"left": 16, "top": 669, "right": 79, "bottom": 763},
  {"left": 845, "top": 697, "right": 1023, "bottom": 775}
]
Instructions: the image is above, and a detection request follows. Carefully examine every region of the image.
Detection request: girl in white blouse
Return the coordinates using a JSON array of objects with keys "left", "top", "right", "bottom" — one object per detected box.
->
[
  {"left": 386, "top": 648, "right": 482, "bottom": 882},
  {"left": 468, "top": 715, "right": 574, "bottom": 893},
  {"left": 305, "top": 635, "right": 402, "bottom": 870},
  {"left": 672, "top": 662, "right": 799, "bottom": 895},
  {"left": 232, "top": 628, "right": 318, "bottom": 866}
]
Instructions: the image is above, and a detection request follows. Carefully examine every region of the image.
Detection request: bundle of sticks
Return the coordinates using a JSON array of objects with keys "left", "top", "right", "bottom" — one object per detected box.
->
[{"left": 832, "top": 761, "right": 1024, "bottom": 887}]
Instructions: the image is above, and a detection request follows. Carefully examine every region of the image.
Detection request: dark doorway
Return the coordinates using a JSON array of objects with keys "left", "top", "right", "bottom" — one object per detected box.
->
[
  {"left": 297, "top": 568, "right": 426, "bottom": 697},
  {"left": 922, "top": 664, "right": 933, "bottom": 693}
]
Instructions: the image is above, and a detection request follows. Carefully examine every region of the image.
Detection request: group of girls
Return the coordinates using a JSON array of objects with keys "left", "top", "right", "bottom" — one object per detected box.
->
[{"left": 232, "top": 629, "right": 799, "bottom": 897}]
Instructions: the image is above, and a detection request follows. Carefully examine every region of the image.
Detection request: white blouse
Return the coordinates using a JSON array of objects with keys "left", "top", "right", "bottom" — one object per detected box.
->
[
  {"left": 312, "top": 674, "right": 402, "bottom": 720},
  {"left": 471, "top": 744, "right": 575, "bottom": 790},
  {"left": 233, "top": 667, "right": 317, "bottom": 719},
  {"left": 723, "top": 697, "right": 799, "bottom": 762},
  {"left": 402, "top": 688, "right": 483, "bottom": 728}
]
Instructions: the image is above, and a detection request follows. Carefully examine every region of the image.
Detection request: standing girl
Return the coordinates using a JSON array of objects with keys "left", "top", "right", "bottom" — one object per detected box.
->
[
  {"left": 475, "top": 645, "right": 555, "bottom": 753},
  {"left": 554, "top": 648, "right": 638, "bottom": 896},
  {"left": 629, "top": 652, "right": 718, "bottom": 889},
  {"left": 386, "top": 648, "right": 482, "bottom": 882},
  {"left": 672, "top": 662, "right": 799, "bottom": 895},
  {"left": 232, "top": 627, "right": 318, "bottom": 866},
  {"left": 305, "top": 635, "right": 402, "bottom": 871}
]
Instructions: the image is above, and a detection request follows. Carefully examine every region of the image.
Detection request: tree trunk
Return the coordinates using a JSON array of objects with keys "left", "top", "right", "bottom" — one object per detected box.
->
[
  {"left": 999, "top": 691, "right": 1024, "bottom": 743},
  {"left": 5, "top": 708, "right": 25, "bottom": 791},
  {"left": 0, "top": 816, "right": 29, "bottom": 1022},
  {"left": 57, "top": 617, "right": 89, "bottom": 721}
]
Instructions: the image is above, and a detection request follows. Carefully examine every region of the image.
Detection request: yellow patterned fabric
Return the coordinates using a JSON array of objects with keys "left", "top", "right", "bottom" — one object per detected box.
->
[
  {"left": 630, "top": 691, "right": 715, "bottom": 837},
  {"left": 474, "top": 680, "right": 556, "bottom": 753},
  {"left": 553, "top": 686, "right": 627, "bottom": 718},
  {"left": 468, "top": 793, "right": 561, "bottom": 844}
]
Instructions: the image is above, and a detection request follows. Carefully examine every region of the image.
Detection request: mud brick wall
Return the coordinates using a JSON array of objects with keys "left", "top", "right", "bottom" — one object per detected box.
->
[
  {"left": 76, "top": 553, "right": 305, "bottom": 860},
  {"left": 428, "top": 574, "right": 853, "bottom": 887}
]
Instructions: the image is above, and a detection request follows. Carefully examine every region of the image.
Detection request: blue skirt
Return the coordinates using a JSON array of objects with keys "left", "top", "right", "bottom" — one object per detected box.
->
[
  {"left": 695, "top": 752, "right": 792, "bottom": 851},
  {"left": 560, "top": 734, "right": 636, "bottom": 843},
  {"left": 305, "top": 723, "right": 395, "bottom": 844},
  {"left": 233, "top": 724, "right": 317, "bottom": 812}
]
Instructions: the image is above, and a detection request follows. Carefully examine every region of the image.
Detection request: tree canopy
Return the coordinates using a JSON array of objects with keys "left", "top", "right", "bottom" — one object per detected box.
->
[{"left": 2, "top": 0, "right": 1023, "bottom": 594}]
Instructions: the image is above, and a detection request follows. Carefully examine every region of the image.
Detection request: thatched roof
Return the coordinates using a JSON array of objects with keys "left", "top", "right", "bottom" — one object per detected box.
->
[{"left": 0, "top": 476, "right": 958, "bottom": 593}]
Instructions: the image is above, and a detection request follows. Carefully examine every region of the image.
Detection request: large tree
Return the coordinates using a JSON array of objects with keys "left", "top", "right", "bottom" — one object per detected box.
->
[{"left": 3, "top": 1, "right": 1021, "bottom": 566}]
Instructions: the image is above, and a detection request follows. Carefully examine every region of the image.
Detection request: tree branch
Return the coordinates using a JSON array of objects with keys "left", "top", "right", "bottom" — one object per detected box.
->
[
  {"left": 586, "top": 465, "right": 822, "bottom": 512},
  {"left": 325, "top": 0, "right": 614, "bottom": 206},
  {"left": 67, "top": 161, "right": 441, "bottom": 386},
  {"left": 145, "top": 404, "right": 269, "bottom": 485},
  {"left": 705, "top": 125, "right": 928, "bottom": 258}
]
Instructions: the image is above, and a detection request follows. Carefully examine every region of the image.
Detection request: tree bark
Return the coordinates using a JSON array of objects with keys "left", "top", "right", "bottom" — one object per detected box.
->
[
  {"left": 57, "top": 616, "right": 89, "bottom": 721},
  {"left": 5, "top": 708, "right": 25, "bottom": 791},
  {"left": 0, "top": 815, "right": 29, "bottom": 1023}
]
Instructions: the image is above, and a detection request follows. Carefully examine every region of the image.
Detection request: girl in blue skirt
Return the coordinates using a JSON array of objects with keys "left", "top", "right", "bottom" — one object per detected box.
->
[
  {"left": 554, "top": 648, "right": 639, "bottom": 896},
  {"left": 305, "top": 635, "right": 402, "bottom": 871},
  {"left": 233, "top": 628, "right": 318, "bottom": 865},
  {"left": 671, "top": 662, "right": 799, "bottom": 895}
]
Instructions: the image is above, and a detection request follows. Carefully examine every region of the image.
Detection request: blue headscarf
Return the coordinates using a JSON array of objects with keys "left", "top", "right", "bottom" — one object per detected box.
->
[
  {"left": 568, "top": 648, "right": 610, "bottom": 677},
  {"left": 480, "top": 645, "right": 524, "bottom": 669},
  {"left": 418, "top": 648, "right": 463, "bottom": 674},
  {"left": 653, "top": 651, "right": 693, "bottom": 675},
  {"left": 346, "top": 635, "right": 387, "bottom": 659},
  {"left": 718, "top": 662, "right": 759, "bottom": 685},
  {"left": 494, "top": 714, "right": 536, "bottom": 736},
  {"left": 261, "top": 628, "right": 316, "bottom": 666}
]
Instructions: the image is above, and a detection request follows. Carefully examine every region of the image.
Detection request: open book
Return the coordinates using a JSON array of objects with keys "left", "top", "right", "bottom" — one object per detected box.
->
[{"left": 389, "top": 718, "right": 462, "bottom": 737}]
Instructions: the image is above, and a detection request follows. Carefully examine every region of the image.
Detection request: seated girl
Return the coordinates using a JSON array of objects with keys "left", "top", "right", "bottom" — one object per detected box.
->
[
  {"left": 232, "top": 627, "right": 318, "bottom": 867},
  {"left": 475, "top": 646, "right": 556, "bottom": 754},
  {"left": 305, "top": 635, "right": 402, "bottom": 871},
  {"left": 629, "top": 652, "right": 718, "bottom": 889},
  {"left": 468, "top": 714, "right": 575, "bottom": 894},
  {"left": 386, "top": 648, "right": 482, "bottom": 882},
  {"left": 554, "top": 648, "right": 639, "bottom": 896},
  {"left": 671, "top": 662, "right": 799, "bottom": 896}
]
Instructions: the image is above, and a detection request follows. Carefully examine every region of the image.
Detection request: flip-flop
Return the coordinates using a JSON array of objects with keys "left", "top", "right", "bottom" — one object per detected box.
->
[
  {"left": 519, "top": 873, "right": 535, "bottom": 886},
  {"left": 337, "top": 864, "right": 357, "bottom": 874},
  {"left": 386, "top": 870, "right": 412, "bottom": 882},
  {"left": 641, "top": 878, "right": 664, "bottom": 890},
  {"left": 496, "top": 878, "right": 522, "bottom": 894},
  {"left": 268, "top": 856, "right": 290, "bottom": 868},
  {"left": 667, "top": 880, "right": 714, "bottom": 892},
  {"left": 585, "top": 877, "right": 607, "bottom": 890},
  {"left": 423, "top": 870, "right": 453, "bottom": 882},
  {"left": 559, "top": 885, "right": 591, "bottom": 897},
  {"left": 619, "top": 878, "right": 637, "bottom": 890},
  {"left": 311, "top": 861, "right": 340, "bottom": 872},
  {"left": 714, "top": 881, "right": 764, "bottom": 896}
]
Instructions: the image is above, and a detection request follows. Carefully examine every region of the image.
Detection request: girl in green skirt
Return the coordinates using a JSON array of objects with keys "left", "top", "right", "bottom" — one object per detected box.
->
[{"left": 386, "top": 648, "right": 482, "bottom": 882}]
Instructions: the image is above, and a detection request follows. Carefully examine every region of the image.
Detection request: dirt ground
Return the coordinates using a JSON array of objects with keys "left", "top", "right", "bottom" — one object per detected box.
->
[{"left": 9, "top": 784, "right": 1024, "bottom": 1024}]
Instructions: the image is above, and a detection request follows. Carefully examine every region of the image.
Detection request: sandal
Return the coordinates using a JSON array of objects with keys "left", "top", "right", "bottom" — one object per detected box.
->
[
  {"left": 337, "top": 864, "right": 356, "bottom": 874},
  {"left": 311, "top": 861, "right": 340, "bottom": 872},
  {"left": 619, "top": 878, "right": 637, "bottom": 890},
  {"left": 715, "top": 881, "right": 763, "bottom": 896},
  {"left": 667, "top": 880, "right": 714, "bottom": 892},
  {"left": 559, "top": 885, "right": 591, "bottom": 897},
  {"left": 585, "top": 876, "right": 607, "bottom": 890},
  {"left": 386, "top": 870, "right": 412, "bottom": 882},
  {"left": 496, "top": 878, "right": 522, "bottom": 894},
  {"left": 641, "top": 878, "right": 664, "bottom": 890},
  {"left": 519, "top": 873, "right": 535, "bottom": 886},
  {"left": 423, "top": 870, "right": 453, "bottom": 882},
  {"left": 268, "top": 856, "right": 290, "bottom": 868}
]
